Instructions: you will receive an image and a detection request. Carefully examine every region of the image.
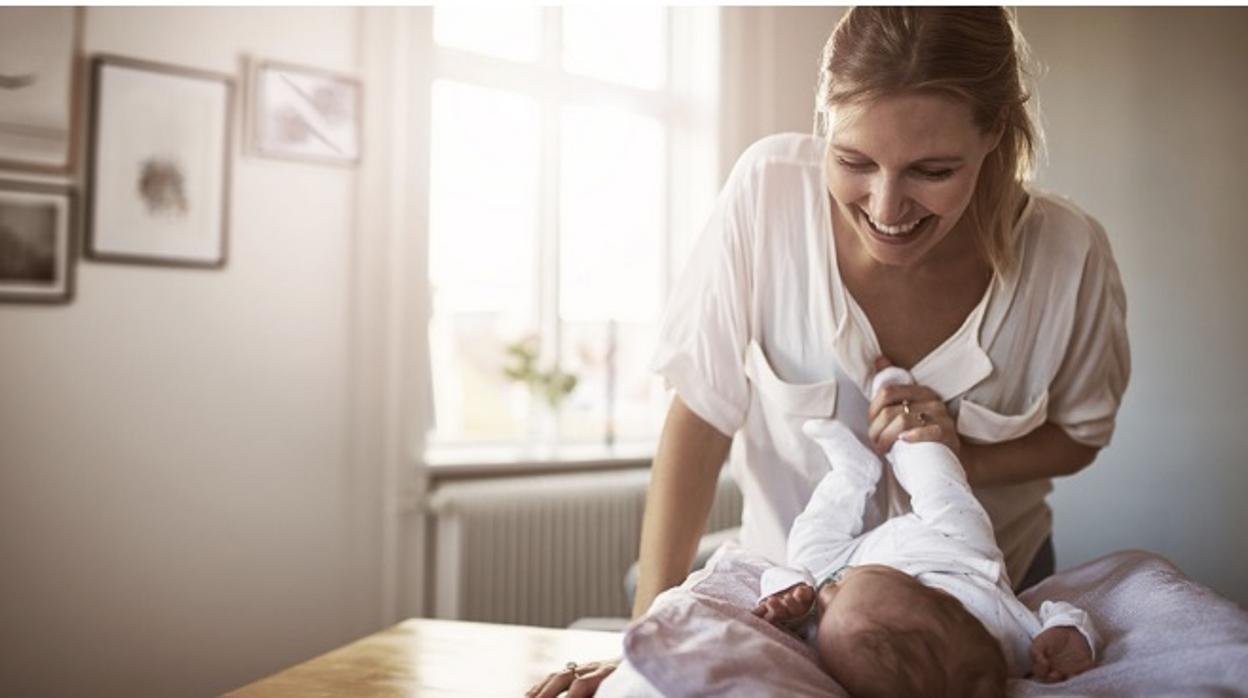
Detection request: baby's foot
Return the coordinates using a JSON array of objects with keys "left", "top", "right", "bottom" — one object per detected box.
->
[
  {"left": 870, "top": 365, "right": 914, "bottom": 400},
  {"left": 752, "top": 583, "right": 816, "bottom": 631}
]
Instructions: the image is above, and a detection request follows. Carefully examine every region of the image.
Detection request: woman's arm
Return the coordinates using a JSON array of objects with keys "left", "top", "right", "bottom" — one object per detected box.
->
[
  {"left": 632, "top": 395, "right": 733, "bottom": 618},
  {"left": 869, "top": 377, "right": 1100, "bottom": 489},
  {"left": 960, "top": 422, "right": 1099, "bottom": 488}
]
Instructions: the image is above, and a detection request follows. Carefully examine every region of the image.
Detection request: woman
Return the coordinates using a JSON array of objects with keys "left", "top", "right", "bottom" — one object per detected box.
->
[{"left": 529, "top": 7, "right": 1128, "bottom": 697}]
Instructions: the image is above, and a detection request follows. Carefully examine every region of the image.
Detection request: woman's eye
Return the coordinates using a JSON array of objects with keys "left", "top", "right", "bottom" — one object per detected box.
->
[
  {"left": 837, "top": 158, "right": 873, "bottom": 172},
  {"left": 914, "top": 168, "right": 955, "bottom": 181},
  {"left": 836, "top": 158, "right": 954, "bottom": 181}
]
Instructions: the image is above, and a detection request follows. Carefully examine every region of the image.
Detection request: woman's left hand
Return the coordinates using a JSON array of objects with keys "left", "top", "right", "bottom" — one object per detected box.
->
[
  {"left": 526, "top": 658, "right": 619, "bottom": 698},
  {"left": 868, "top": 359, "right": 960, "bottom": 457}
]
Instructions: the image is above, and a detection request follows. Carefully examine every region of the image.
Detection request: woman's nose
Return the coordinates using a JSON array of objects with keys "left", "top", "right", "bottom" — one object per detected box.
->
[{"left": 867, "top": 175, "right": 910, "bottom": 224}]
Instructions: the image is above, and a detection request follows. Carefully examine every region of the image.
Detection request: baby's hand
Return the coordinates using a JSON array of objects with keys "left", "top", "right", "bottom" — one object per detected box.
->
[
  {"left": 1029, "top": 626, "right": 1094, "bottom": 683},
  {"left": 751, "top": 583, "right": 816, "bottom": 632}
]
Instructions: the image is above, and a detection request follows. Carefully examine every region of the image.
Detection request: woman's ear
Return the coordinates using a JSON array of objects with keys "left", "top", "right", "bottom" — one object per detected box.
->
[
  {"left": 989, "top": 124, "right": 1006, "bottom": 152},
  {"left": 985, "top": 114, "right": 1007, "bottom": 152}
]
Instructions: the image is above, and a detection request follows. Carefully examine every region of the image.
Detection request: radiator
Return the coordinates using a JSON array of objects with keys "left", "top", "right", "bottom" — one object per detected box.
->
[{"left": 427, "top": 467, "right": 742, "bottom": 628}]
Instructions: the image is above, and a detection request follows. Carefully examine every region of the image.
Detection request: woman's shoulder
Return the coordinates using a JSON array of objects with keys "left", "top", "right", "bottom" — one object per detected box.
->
[
  {"left": 730, "top": 132, "right": 825, "bottom": 179},
  {"left": 1018, "top": 189, "right": 1116, "bottom": 278},
  {"left": 720, "top": 134, "right": 827, "bottom": 239}
]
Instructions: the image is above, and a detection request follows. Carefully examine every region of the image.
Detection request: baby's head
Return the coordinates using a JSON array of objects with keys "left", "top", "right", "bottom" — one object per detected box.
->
[{"left": 814, "top": 565, "right": 1006, "bottom": 697}]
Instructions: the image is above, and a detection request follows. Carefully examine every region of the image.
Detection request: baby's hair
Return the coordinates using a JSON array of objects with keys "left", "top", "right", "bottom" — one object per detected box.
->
[
  {"left": 833, "top": 628, "right": 932, "bottom": 697},
  {"left": 825, "top": 614, "right": 1007, "bottom": 698}
]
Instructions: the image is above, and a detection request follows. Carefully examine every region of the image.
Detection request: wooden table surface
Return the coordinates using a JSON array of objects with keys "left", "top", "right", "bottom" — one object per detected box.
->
[{"left": 224, "top": 618, "right": 624, "bottom": 697}]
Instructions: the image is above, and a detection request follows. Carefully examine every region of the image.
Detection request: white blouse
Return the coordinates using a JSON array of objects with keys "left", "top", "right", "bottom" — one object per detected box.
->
[{"left": 651, "top": 133, "right": 1130, "bottom": 583}]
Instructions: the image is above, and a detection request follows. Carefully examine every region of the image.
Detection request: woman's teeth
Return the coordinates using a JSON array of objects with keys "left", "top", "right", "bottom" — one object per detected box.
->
[{"left": 867, "top": 213, "right": 927, "bottom": 236}]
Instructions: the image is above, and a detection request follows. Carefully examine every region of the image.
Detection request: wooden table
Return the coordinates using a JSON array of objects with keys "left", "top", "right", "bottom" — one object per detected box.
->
[{"left": 224, "top": 618, "right": 624, "bottom": 697}]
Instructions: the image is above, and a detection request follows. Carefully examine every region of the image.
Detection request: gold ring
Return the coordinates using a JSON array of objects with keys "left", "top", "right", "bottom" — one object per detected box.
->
[{"left": 901, "top": 399, "right": 911, "bottom": 416}]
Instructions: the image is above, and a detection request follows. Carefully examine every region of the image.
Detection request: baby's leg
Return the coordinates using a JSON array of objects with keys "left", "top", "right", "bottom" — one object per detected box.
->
[
  {"left": 888, "top": 440, "right": 1001, "bottom": 562},
  {"left": 789, "top": 419, "right": 884, "bottom": 572}
]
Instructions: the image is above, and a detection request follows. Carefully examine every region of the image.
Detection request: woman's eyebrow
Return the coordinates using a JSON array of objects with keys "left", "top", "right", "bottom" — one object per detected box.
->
[{"left": 831, "top": 145, "right": 964, "bottom": 165}]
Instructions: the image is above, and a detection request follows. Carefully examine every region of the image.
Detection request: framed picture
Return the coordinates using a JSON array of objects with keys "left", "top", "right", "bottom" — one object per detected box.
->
[
  {"left": 0, "top": 180, "right": 75, "bottom": 304},
  {"left": 86, "top": 54, "right": 233, "bottom": 268},
  {"left": 0, "top": 8, "right": 83, "bottom": 173},
  {"left": 248, "top": 59, "right": 361, "bottom": 166}
]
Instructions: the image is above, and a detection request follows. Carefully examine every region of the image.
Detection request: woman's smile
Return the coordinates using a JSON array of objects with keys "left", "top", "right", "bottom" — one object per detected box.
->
[{"left": 859, "top": 207, "right": 936, "bottom": 245}]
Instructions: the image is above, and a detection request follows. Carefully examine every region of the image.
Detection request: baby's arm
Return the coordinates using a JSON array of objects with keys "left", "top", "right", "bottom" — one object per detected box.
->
[{"left": 1029, "top": 601, "right": 1100, "bottom": 682}]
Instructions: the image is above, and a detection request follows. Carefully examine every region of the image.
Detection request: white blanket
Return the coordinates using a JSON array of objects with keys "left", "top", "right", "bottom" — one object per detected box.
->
[{"left": 598, "top": 545, "right": 1248, "bottom": 697}]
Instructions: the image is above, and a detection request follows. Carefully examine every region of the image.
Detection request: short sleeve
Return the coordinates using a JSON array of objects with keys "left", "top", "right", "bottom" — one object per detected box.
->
[
  {"left": 1047, "top": 214, "right": 1131, "bottom": 447},
  {"left": 649, "top": 145, "right": 761, "bottom": 437}
]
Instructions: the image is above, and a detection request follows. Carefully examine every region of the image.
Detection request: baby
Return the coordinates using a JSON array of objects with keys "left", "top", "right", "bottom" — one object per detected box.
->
[{"left": 752, "top": 367, "right": 1099, "bottom": 696}]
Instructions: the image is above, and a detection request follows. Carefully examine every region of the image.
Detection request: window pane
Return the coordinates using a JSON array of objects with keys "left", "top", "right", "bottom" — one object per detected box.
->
[
  {"left": 557, "top": 321, "right": 610, "bottom": 445},
  {"left": 429, "top": 81, "right": 540, "bottom": 444},
  {"left": 557, "top": 320, "right": 668, "bottom": 446},
  {"left": 433, "top": 7, "right": 542, "bottom": 63},
  {"left": 558, "top": 106, "right": 664, "bottom": 444},
  {"left": 611, "top": 321, "right": 669, "bottom": 444},
  {"left": 559, "top": 105, "right": 664, "bottom": 326},
  {"left": 562, "top": 7, "right": 666, "bottom": 90}
]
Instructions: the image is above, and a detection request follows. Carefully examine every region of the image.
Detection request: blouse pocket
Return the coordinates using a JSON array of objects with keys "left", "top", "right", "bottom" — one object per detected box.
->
[
  {"left": 956, "top": 390, "right": 1049, "bottom": 444},
  {"left": 744, "top": 340, "right": 838, "bottom": 417}
]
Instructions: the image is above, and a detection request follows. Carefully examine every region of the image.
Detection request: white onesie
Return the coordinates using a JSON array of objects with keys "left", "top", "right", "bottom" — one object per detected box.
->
[{"left": 758, "top": 367, "right": 1101, "bottom": 677}]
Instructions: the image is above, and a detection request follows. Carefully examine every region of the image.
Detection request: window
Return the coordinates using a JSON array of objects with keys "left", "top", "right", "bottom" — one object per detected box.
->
[{"left": 426, "top": 8, "right": 719, "bottom": 461}]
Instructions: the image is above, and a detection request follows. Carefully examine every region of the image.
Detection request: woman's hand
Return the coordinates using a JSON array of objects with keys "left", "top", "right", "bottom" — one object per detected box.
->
[
  {"left": 526, "top": 658, "right": 619, "bottom": 698},
  {"left": 868, "top": 357, "right": 961, "bottom": 456}
]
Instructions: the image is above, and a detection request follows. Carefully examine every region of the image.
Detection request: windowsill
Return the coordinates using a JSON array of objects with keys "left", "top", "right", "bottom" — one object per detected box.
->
[{"left": 423, "top": 441, "right": 655, "bottom": 482}]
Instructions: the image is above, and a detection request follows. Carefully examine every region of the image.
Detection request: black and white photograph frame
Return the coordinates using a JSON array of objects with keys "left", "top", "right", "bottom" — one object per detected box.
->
[
  {"left": 86, "top": 54, "right": 233, "bottom": 269},
  {"left": 0, "top": 7, "right": 83, "bottom": 173},
  {"left": 0, "top": 179, "right": 76, "bottom": 304},
  {"left": 248, "top": 59, "right": 361, "bottom": 166}
]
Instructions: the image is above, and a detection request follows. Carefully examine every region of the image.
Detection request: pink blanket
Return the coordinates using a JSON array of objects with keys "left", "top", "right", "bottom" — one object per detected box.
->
[{"left": 599, "top": 545, "right": 1248, "bottom": 697}]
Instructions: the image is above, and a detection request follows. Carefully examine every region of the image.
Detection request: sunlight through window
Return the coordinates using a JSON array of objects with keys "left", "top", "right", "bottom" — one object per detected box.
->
[
  {"left": 562, "top": 7, "right": 667, "bottom": 90},
  {"left": 426, "top": 8, "right": 717, "bottom": 458},
  {"left": 432, "top": 7, "right": 542, "bottom": 63},
  {"left": 429, "top": 80, "right": 540, "bottom": 443},
  {"left": 557, "top": 106, "right": 665, "bottom": 444}
]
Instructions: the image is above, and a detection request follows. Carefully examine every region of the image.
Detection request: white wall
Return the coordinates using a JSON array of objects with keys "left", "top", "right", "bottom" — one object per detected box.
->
[
  {"left": 0, "top": 8, "right": 390, "bottom": 696},
  {"left": 1019, "top": 7, "right": 1248, "bottom": 605},
  {"left": 719, "top": 7, "right": 846, "bottom": 169},
  {"left": 725, "top": 7, "right": 1248, "bottom": 606}
]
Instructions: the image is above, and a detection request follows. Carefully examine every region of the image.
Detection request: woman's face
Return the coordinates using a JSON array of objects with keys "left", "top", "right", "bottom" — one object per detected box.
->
[{"left": 824, "top": 91, "right": 1001, "bottom": 269}]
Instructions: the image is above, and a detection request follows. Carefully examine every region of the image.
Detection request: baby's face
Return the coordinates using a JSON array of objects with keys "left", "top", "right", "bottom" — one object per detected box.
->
[{"left": 814, "top": 565, "right": 993, "bottom": 691}]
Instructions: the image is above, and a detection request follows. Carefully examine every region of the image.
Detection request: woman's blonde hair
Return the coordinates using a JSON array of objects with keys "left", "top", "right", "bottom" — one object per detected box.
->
[{"left": 815, "top": 7, "right": 1042, "bottom": 275}]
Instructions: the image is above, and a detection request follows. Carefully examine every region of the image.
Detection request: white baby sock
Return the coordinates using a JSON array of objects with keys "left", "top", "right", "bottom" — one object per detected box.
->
[{"left": 870, "top": 365, "right": 915, "bottom": 400}]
